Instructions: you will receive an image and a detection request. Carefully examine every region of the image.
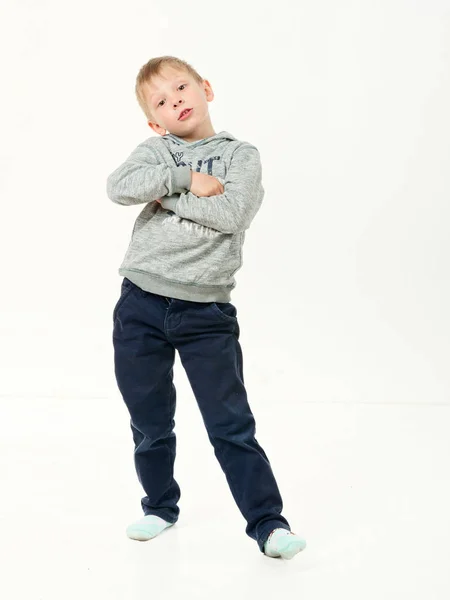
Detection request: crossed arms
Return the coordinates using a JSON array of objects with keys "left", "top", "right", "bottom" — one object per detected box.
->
[{"left": 106, "top": 141, "right": 264, "bottom": 234}]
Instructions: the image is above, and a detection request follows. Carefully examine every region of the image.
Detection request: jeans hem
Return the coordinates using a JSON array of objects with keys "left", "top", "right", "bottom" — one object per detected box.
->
[{"left": 143, "top": 510, "right": 178, "bottom": 525}]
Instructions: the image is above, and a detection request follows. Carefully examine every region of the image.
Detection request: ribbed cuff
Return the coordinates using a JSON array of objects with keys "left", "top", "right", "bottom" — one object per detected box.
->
[
  {"left": 160, "top": 194, "right": 180, "bottom": 212},
  {"left": 170, "top": 165, "right": 191, "bottom": 192}
]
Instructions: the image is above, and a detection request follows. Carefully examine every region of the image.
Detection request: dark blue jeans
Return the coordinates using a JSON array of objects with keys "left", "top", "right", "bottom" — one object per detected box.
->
[{"left": 112, "top": 277, "right": 290, "bottom": 552}]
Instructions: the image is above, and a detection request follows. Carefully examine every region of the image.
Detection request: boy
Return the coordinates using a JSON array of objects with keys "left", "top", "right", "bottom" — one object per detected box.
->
[{"left": 107, "top": 56, "right": 306, "bottom": 559}]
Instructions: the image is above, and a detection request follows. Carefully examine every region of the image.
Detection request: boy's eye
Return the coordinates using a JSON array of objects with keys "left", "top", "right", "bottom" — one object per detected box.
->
[{"left": 158, "top": 84, "right": 186, "bottom": 107}]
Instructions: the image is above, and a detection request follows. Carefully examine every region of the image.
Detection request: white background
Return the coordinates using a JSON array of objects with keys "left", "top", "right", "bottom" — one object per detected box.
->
[{"left": 1, "top": 0, "right": 449, "bottom": 598}]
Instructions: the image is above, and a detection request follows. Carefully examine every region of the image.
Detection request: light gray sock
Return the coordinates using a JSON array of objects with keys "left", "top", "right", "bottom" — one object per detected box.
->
[
  {"left": 264, "top": 528, "right": 307, "bottom": 559},
  {"left": 126, "top": 515, "right": 174, "bottom": 541}
]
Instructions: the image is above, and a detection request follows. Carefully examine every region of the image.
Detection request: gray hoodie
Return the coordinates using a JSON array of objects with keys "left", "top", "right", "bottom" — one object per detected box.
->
[{"left": 106, "top": 130, "right": 264, "bottom": 302}]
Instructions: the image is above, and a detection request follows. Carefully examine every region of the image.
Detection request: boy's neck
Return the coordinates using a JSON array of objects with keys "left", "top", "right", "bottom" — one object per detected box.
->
[{"left": 167, "top": 119, "right": 216, "bottom": 143}]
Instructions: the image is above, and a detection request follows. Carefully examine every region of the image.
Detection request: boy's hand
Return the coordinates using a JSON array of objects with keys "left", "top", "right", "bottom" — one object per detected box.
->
[
  {"left": 190, "top": 171, "right": 224, "bottom": 197},
  {"left": 155, "top": 173, "right": 224, "bottom": 206}
]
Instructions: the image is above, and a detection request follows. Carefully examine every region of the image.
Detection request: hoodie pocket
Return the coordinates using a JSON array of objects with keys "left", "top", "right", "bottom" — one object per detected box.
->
[{"left": 126, "top": 213, "right": 242, "bottom": 286}]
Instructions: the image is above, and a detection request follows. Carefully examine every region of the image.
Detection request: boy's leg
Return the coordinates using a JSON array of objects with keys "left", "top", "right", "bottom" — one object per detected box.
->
[
  {"left": 112, "top": 279, "right": 180, "bottom": 524},
  {"left": 167, "top": 299, "right": 290, "bottom": 553}
]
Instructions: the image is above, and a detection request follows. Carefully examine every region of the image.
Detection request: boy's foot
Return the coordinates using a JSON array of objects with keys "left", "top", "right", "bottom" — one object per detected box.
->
[
  {"left": 126, "top": 515, "right": 174, "bottom": 541},
  {"left": 263, "top": 528, "right": 307, "bottom": 559}
]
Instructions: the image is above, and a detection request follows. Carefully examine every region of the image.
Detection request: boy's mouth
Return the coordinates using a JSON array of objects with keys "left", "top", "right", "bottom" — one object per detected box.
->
[{"left": 178, "top": 108, "right": 193, "bottom": 120}]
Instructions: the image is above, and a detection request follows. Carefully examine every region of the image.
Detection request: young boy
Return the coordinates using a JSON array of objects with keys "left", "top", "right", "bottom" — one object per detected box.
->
[{"left": 107, "top": 55, "right": 307, "bottom": 560}]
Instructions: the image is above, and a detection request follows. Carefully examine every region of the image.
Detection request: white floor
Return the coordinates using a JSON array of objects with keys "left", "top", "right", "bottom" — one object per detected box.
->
[{"left": 2, "top": 396, "right": 449, "bottom": 600}]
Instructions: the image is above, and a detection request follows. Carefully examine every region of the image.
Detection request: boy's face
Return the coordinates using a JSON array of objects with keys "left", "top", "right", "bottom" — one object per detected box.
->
[{"left": 144, "top": 67, "right": 215, "bottom": 139}]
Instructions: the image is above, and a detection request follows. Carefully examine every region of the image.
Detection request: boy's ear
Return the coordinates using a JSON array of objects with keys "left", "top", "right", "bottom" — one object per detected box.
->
[{"left": 148, "top": 121, "right": 166, "bottom": 136}]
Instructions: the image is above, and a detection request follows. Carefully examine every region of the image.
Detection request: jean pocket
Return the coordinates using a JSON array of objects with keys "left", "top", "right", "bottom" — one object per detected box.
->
[
  {"left": 113, "top": 279, "right": 134, "bottom": 322},
  {"left": 210, "top": 302, "right": 237, "bottom": 322}
]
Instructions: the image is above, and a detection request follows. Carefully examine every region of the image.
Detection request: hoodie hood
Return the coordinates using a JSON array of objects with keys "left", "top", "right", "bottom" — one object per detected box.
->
[{"left": 163, "top": 130, "right": 237, "bottom": 149}]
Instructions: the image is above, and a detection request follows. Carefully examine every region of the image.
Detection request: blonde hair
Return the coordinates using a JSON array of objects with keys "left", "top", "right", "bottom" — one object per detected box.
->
[{"left": 135, "top": 55, "right": 204, "bottom": 122}]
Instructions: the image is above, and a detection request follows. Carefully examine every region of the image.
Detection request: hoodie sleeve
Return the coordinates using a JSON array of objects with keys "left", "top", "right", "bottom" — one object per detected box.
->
[
  {"left": 106, "top": 140, "right": 192, "bottom": 205},
  {"left": 160, "top": 144, "right": 264, "bottom": 234}
]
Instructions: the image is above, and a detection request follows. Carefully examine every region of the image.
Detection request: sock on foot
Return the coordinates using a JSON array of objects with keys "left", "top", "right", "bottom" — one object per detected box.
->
[
  {"left": 263, "top": 528, "right": 307, "bottom": 559},
  {"left": 126, "top": 515, "right": 174, "bottom": 541}
]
